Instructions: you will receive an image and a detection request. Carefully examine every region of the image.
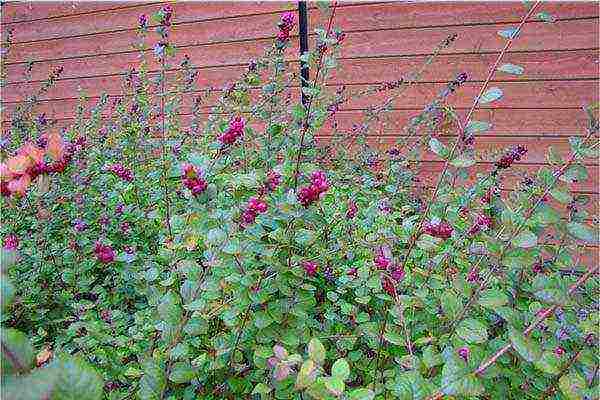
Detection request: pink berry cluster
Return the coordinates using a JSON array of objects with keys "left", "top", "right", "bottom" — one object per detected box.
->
[
  {"left": 181, "top": 163, "right": 207, "bottom": 196},
  {"left": 2, "top": 234, "right": 19, "bottom": 250},
  {"left": 457, "top": 346, "right": 470, "bottom": 362},
  {"left": 276, "top": 12, "right": 295, "bottom": 43},
  {"left": 265, "top": 171, "right": 282, "bottom": 192},
  {"left": 495, "top": 145, "right": 527, "bottom": 169},
  {"left": 423, "top": 220, "right": 453, "bottom": 240},
  {"left": 374, "top": 249, "right": 405, "bottom": 296},
  {"left": 241, "top": 197, "right": 268, "bottom": 224},
  {"left": 302, "top": 260, "right": 318, "bottom": 277},
  {"left": 467, "top": 214, "right": 493, "bottom": 235},
  {"left": 158, "top": 5, "right": 173, "bottom": 27},
  {"left": 94, "top": 242, "right": 115, "bottom": 264},
  {"left": 106, "top": 164, "right": 134, "bottom": 182},
  {"left": 298, "top": 170, "right": 329, "bottom": 207},
  {"left": 218, "top": 116, "right": 245, "bottom": 145}
]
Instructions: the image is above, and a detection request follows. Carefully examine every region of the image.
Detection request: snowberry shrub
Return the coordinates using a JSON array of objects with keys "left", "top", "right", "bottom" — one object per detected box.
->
[{"left": 1, "top": 3, "right": 599, "bottom": 399}]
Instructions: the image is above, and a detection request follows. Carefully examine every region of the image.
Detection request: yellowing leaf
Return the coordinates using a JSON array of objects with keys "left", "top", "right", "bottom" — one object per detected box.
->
[{"left": 47, "top": 131, "right": 65, "bottom": 161}]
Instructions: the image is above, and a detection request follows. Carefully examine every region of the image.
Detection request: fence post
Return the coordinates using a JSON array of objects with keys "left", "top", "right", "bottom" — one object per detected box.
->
[{"left": 298, "top": 1, "right": 309, "bottom": 106}]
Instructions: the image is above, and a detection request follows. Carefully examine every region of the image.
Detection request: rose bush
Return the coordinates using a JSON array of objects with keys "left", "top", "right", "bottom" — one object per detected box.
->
[{"left": 1, "top": 3, "right": 598, "bottom": 400}]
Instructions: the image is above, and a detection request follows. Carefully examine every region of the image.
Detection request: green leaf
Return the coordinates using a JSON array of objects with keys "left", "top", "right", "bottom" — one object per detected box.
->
[
  {"left": 560, "top": 164, "right": 588, "bottom": 183},
  {"left": 384, "top": 330, "right": 404, "bottom": 346},
  {"left": 50, "top": 355, "right": 103, "bottom": 400},
  {"left": 566, "top": 222, "right": 598, "bottom": 244},
  {"left": 465, "top": 120, "right": 491, "bottom": 134},
  {"left": 295, "top": 229, "right": 316, "bottom": 246},
  {"left": 450, "top": 155, "right": 476, "bottom": 168},
  {"left": 1, "top": 277, "right": 14, "bottom": 311},
  {"left": 559, "top": 372, "right": 586, "bottom": 400},
  {"left": 509, "top": 327, "right": 541, "bottom": 362},
  {"left": 441, "top": 291, "right": 461, "bottom": 319},
  {"left": 498, "top": 28, "right": 519, "bottom": 39},
  {"left": 1, "top": 328, "right": 34, "bottom": 374},
  {"left": 535, "top": 288, "right": 568, "bottom": 306},
  {"left": 158, "top": 291, "right": 182, "bottom": 326},
  {"left": 497, "top": 63, "right": 524, "bottom": 75},
  {"left": 534, "top": 351, "right": 561, "bottom": 375},
  {"left": 456, "top": 319, "right": 488, "bottom": 344},
  {"left": 478, "top": 289, "right": 509, "bottom": 308},
  {"left": 511, "top": 229, "right": 537, "bottom": 248},
  {"left": 138, "top": 359, "right": 166, "bottom": 400},
  {"left": 331, "top": 358, "right": 350, "bottom": 381},
  {"left": 324, "top": 376, "right": 345, "bottom": 397},
  {"left": 308, "top": 338, "right": 326, "bottom": 364},
  {"left": 550, "top": 187, "right": 573, "bottom": 204},
  {"left": 441, "top": 353, "right": 484, "bottom": 396},
  {"left": 291, "top": 104, "right": 306, "bottom": 120},
  {"left": 479, "top": 87, "right": 503, "bottom": 104},
  {"left": 429, "top": 138, "right": 449, "bottom": 158},
  {"left": 252, "top": 383, "right": 271, "bottom": 395},
  {"left": 253, "top": 311, "right": 273, "bottom": 329},
  {"left": 295, "top": 359, "right": 316, "bottom": 389},
  {"left": 168, "top": 361, "right": 196, "bottom": 383},
  {"left": 422, "top": 345, "right": 443, "bottom": 369},
  {"left": 416, "top": 234, "right": 442, "bottom": 251},
  {"left": 348, "top": 388, "right": 375, "bottom": 400},
  {"left": 537, "top": 11, "right": 556, "bottom": 23}
]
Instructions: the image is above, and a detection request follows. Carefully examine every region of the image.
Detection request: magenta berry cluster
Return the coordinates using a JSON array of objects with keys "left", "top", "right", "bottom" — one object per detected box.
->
[
  {"left": 106, "top": 164, "right": 134, "bottom": 182},
  {"left": 467, "top": 214, "right": 493, "bottom": 235},
  {"left": 276, "top": 12, "right": 295, "bottom": 43},
  {"left": 94, "top": 242, "right": 115, "bottom": 264},
  {"left": 458, "top": 346, "right": 470, "bottom": 361},
  {"left": 495, "top": 145, "right": 527, "bottom": 169},
  {"left": 298, "top": 170, "right": 329, "bottom": 207},
  {"left": 181, "top": 163, "right": 207, "bottom": 196},
  {"left": 218, "top": 116, "right": 246, "bottom": 145},
  {"left": 265, "top": 171, "right": 282, "bottom": 192},
  {"left": 423, "top": 219, "right": 453, "bottom": 240},
  {"left": 302, "top": 260, "right": 318, "bottom": 277},
  {"left": 241, "top": 197, "right": 268, "bottom": 224},
  {"left": 2, "top": 234, "right": 19, "bottom": 250}
]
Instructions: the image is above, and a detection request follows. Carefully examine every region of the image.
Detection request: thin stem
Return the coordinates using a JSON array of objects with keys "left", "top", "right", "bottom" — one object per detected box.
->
[{"left": 160, "top": 57, "right": 173, "bottom": 241}]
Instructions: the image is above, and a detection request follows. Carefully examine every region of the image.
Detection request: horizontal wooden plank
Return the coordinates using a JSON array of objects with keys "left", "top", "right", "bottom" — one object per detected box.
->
[
  {"left": 3, "top": 80, "right": 597, "bottom": 121},
  {"left": 315, "top": 134, "right": 599, "bottom": 165},
  {"left": 5, "top": 15, "right": 597, "bottom": 66},
  {"left": 310, "top": 1, "right": 599, "bottom": 32},
  {"left": 329, "top": 49, "right": 599, "bottom": 84},
  {"left": 4, "top": 10, "right": 290, "bottom": 64},
  {"left": 5, "top": 2, "right": 294, "bottom": 43},
  {"left": 5, "top": 48, "right": 597, "bottom": 95},
  {"left": 6, "top": 1, "right": 595, "bottom": 44},
  {"left": 1, "top": 2, "right": 150, "bottom": 24},
  {"left": 333, "top": 18, "right": 599, "bottom": 60},
  {"left": 325, "top": 108, "right": 592, "bottom": 137},
  {"left": 340, "top": 80, "right": 599, "bottom": 110}
]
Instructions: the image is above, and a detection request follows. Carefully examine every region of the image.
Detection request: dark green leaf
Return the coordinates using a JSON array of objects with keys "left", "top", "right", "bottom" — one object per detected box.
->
[
  {"left": 509, "top": 327, "right": 541, "bottom": 362},
  {"left": 456, "top": 319, "right": 488, "bottom": 344}
]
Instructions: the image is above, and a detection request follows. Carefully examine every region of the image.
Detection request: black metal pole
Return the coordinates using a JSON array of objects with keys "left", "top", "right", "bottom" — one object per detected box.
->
[{"left": 298, "top": 1, "right": 309, "bottom": 107}]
